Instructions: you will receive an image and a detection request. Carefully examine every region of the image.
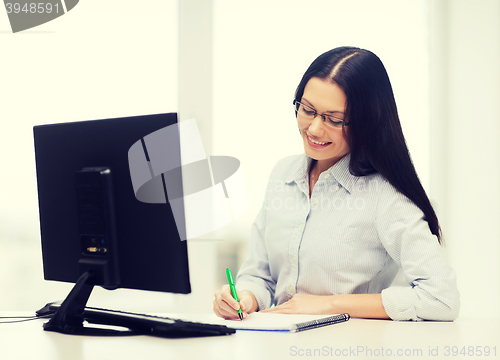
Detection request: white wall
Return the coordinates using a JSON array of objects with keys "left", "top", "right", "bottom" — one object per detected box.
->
[
  {"left": 0, "top": 0, "right": 181, "bottom": 312},
  {"left": 430, "top": 0, "right": 500, "bottom": 317}
]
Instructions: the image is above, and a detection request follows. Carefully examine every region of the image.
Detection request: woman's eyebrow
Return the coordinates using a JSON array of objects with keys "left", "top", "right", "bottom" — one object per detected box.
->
[{"left": 302, "top": 98, "right": 345, "bottom": 115}]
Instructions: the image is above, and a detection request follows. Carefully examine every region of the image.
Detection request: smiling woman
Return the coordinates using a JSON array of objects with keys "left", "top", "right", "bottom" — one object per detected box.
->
[
  {"left": 213, "top": 46, "right": 460, "bottom": 322},
  {"left": 293, "top": 47, "right": 442, "bottom": 243}
]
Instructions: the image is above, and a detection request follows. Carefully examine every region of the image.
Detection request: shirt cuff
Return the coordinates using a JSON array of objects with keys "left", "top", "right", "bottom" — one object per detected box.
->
[
  {"left": 381, "top": 285, "right": 460, "bottom": 321},
  {"left": 381, "top": 286, "right": 420, "bottom": 321},
  {"left": 236, "top": 277, "right": 273, "bottom": 311}
]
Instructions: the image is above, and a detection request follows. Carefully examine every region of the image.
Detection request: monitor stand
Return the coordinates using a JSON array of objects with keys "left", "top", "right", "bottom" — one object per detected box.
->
[{"left": 43, "top": 271, "right": 137, "bottom": 336}]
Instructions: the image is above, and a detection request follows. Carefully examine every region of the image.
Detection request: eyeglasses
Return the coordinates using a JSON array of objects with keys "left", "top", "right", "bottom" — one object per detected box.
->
[{"left": 293, "top": 100, "right": 346, "bottom": 129}]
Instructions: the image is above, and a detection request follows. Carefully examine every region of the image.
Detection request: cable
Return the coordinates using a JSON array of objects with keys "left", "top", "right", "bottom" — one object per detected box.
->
[{"left": 0, "top": 314, "right": 52, "bottom": 324}]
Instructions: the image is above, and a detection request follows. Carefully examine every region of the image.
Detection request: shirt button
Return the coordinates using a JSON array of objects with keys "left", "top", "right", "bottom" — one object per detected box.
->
[
  {"left": 298, "top": 224, "right": 303, "bottom": 231},
  {"left": 288, "top": 286, "right": 294, "bottom": 293},
  {"left": 311, "top": 199, "right": 318, "bottom": 206},
  {"left": 292, "top": 255, "right": 297, "bottom": 263},
  {"left": 324, "top": 174, "right": 330, "bottom": 179},
  {"left": 334, "top": 185, "right": 340, "bottom": 191}
]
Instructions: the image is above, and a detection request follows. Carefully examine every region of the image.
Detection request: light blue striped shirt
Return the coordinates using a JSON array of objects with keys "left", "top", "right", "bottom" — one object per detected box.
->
[{"left": 236, "top": 153, "right": 460, "bottom": 321}]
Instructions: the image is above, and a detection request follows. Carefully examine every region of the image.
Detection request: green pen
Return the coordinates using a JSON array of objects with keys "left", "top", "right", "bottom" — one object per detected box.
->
[{"left": 226, "top": 268, "right": 243, "bottom": 320}]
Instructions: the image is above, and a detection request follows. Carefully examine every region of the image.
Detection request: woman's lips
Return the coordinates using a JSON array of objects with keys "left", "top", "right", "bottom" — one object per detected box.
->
[{"left": 306, "top": 133, "right": 331, "bottom": 148}]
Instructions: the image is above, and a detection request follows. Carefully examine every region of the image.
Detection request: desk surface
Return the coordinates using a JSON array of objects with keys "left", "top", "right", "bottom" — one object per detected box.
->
[{"left": 1, "top": 313, "right": 499, "bottom": 360}]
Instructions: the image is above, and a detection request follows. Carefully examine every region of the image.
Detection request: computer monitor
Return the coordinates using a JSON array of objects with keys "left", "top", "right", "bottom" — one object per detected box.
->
[{"left": 33, "top": 113, "right": 190, "bottom": 335}]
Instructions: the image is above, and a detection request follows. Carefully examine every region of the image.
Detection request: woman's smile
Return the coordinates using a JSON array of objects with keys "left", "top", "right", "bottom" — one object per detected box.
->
[{"left": 306, "top": 133, "right": 331, "bottom": 148}]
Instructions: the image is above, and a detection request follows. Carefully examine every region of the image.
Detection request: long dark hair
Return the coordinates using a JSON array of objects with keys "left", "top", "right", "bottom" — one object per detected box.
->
[{"left": 294, "top": 46, "right": 442, "bottom": 243}]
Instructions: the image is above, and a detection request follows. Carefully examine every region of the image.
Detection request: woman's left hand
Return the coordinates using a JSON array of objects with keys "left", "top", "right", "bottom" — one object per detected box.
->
[{"left": 260, "top": 294, "right": 334, "bottom": 315}]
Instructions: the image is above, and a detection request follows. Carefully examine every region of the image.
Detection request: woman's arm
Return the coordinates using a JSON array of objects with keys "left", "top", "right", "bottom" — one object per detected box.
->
[
  {"left": 260, "top": 293, "right": 390, "bottom": 319},
  {"left": 332, "top": 294, "right": 389, "bottom": 319},
  {"left": 375, "top": 181, "right": 460, "bottom": 321}
]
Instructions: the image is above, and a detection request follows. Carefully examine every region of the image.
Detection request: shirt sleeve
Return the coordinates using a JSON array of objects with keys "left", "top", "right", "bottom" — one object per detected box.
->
[
  {"left": 235, "top": 199, "right": 276, "bottom": 311},
  {"left": 376, "top": 181, "right": 460, "bottom": 321}
]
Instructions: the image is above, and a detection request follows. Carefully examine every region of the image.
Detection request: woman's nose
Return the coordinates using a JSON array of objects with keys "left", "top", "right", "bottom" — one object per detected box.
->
[{"left": 308, "top": 114, "right": 324, "bottom": 135}]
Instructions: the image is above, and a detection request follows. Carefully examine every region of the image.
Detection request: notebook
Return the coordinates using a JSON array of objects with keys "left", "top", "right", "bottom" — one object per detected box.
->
[{"left": 221, "top": 312, "right": 350, "bottom": 332}]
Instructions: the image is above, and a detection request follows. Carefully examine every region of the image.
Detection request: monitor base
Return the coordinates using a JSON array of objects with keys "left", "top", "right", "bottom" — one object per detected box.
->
[{"left": 43, "top": 271, "right": 137, "bottom": 336}]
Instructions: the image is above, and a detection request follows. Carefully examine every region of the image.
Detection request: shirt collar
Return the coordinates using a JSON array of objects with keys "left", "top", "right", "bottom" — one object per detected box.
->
[
  {"left": 285, "top": 153, "right": 359, "bottom": 194},
  {"left": 284, "top": 153, "right": 311, "bottom": 185}
]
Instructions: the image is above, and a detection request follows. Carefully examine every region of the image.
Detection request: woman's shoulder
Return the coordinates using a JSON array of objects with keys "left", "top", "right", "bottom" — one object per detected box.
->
[
  {"left": 356, "top": 172, "right": 423, "bottom": 219},
  {"left": 353, "top": 172, "right": 390, "bottom": 191},
  {"left": 353, "top": 172, "right": 408, "bottom": 202},
  {"left": 269, "top": 154, "right": 308, "bottom": 181},
  {"left": 274, "top": 153, "right": 305, "bottom": 168}
]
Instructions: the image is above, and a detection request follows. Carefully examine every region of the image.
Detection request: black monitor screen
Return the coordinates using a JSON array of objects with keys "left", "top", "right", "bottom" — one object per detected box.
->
[{"left": 33, "top": 113, "right": 190, "bottom": 294}]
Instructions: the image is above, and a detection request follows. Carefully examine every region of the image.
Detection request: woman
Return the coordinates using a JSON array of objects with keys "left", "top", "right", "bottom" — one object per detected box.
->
[{"left": 213, "top": 46, "right": 460, "bottom": 321}]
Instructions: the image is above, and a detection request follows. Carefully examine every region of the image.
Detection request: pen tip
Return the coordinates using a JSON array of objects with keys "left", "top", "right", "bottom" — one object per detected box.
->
[{"left": 239, "top": 313, "right": 244, "bottom": 321}]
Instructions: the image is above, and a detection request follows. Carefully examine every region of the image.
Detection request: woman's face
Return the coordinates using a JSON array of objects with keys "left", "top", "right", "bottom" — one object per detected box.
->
[{"left": 297, "top": 77, "right": 350, "bottom": 170}]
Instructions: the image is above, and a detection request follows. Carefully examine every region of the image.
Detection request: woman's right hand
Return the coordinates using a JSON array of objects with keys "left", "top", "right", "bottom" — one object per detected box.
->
[{"left": 213, "top": 285, "right": 258, "bottom": 320}]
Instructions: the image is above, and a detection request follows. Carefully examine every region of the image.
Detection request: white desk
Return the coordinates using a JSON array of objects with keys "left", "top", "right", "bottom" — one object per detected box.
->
[{"left": 1, "top": 313, "right": 499, "bottom": 360}]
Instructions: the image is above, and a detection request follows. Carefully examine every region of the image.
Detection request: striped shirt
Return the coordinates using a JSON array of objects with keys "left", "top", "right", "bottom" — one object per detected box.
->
[{"left": 236, "top": 153, "right": 460, "bottom": 321}]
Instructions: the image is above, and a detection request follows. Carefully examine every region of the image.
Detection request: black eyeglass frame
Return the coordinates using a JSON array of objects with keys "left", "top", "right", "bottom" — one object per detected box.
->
[{"left": 293, "top": 100, "right": 347, "bottom": 128}]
